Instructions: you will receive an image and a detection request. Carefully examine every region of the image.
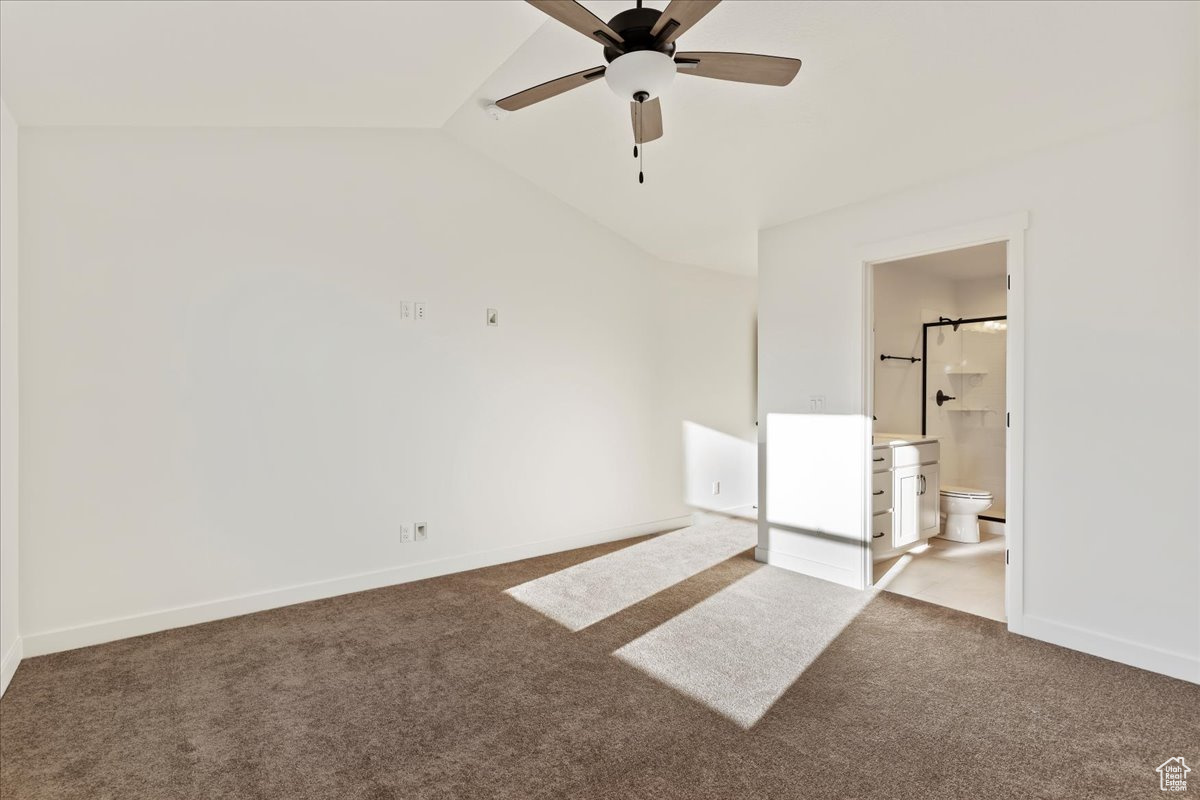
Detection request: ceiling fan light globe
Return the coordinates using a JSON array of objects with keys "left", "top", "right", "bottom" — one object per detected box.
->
[{"left": 604, "top": 51, "right": 676, "bottom": 101}]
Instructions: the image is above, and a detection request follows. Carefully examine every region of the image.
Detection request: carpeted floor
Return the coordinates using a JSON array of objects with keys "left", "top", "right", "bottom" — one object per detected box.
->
[{"left": 2, "top": 519, "right": 1196, "bottom": 799}]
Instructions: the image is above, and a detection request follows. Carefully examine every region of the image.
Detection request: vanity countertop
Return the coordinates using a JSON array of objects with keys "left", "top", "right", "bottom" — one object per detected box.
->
[{"left": 873, "top": 432, "right": 939, "bottom": 448}]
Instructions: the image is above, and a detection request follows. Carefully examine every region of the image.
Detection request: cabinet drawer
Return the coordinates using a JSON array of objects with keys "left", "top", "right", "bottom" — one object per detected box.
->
[
  {"left": 870, "top": 511, "right": 892, "bottom": 554},
  {"left": 871, "top": 447, "right": 893, "bottom": 472},
  {"left": 871, "top": 471, "right": 892, "bottom": 514},
  {"left": 893, "top": 441, "right": 939, "bottom": 468}
]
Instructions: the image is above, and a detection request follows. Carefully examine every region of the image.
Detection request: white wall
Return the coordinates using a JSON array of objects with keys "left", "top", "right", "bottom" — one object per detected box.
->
[
  {"left": 681, "top": 421, "right": 757, "bottom": 512},
  {"left": 0, "top": 99, "right": 20, "bottom": 694},
  {"left": 658, "top": 261, "right": 758, "bottom": 512},
  {"left": 956, "top": 276, "right": 1007, "bottom": 320},
  {"left": 759, "top": 110, "right": 1199, "bottom": 682},
  {"left": 18, "top": 127, "right": 757, "bottom": 653},
  {"left": 871, "top": 266, "right": 958, "bottom": 434}
]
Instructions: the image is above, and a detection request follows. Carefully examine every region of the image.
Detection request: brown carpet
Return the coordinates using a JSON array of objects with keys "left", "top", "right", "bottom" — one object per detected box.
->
[{"left": 2, "top": 529, "right": 1197, "bottom": 799}]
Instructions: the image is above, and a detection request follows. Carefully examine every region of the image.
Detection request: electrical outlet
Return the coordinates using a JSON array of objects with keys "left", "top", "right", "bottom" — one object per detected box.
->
[
  {"left": 414, "top": 522, "right": 428, "bottom": 541},
  {"left": 712, "top": 481, "right": 721, "bottom": 495},
  {"left": 809, "top": 395, "right": 826, "bottom": 412},
  {"left": 414, "top": 302, "right": 426, "bottom": 320},
  {"left": 400, "top": 302, "right": 412, "bottom": 320},
  {"left": 400, "top": 523, "right": 413, "bottom": 543},
  {"left": 486, "top": 308, "right": 498, "bottom": 327}
]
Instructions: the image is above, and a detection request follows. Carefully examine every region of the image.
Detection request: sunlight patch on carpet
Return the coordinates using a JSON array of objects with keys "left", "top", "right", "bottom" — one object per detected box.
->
[
  {"left": 505, "top": 518, "right": 756, "bottom": 631},
  {"left": 614, "top": 565, "right": 875, "bottom": 728}
]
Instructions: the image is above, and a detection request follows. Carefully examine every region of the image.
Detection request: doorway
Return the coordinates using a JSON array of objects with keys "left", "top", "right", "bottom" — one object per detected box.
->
[{"left": 860, "top": 213, "right": 1027, "bottom": 630}]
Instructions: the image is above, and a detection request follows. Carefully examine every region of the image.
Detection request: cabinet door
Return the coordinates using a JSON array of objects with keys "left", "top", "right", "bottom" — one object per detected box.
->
[
  {"left": 919, "top": 464, "right": 941, "bottom": 537},
  {"left": 892, "top": 465, "right": 921, "bottom": 548}
]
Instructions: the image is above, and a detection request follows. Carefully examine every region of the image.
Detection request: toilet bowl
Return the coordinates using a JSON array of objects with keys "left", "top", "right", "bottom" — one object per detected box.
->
[{"left": 938, "top": 485, "right": 993, "bottom": 543}]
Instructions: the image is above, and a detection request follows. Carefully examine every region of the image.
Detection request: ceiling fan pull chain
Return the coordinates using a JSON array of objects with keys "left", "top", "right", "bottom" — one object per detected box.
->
[
  {"left": 636, "top": 94, "right": 645, "bottom": 184},
  {"left": 638, "top": 131, "right": 644, "bottom": 184}
]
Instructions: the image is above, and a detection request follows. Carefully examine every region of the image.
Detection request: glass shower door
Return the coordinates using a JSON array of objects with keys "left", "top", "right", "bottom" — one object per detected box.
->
[{"left": 924, "top": 318, "right": 1007, "bottom": 519}]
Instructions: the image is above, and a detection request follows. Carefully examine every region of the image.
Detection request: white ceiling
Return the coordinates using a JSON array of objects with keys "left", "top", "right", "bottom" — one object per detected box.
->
[
  {"left": 0, "top": 1, "right": 543, "bottom": 128},
  {"left": 2, "top": 1, "right": 1196, "bottom": 274},
  {"left": 445, "top": 1, "right": 1196, "bottom": 273},
  {"left": 882, "top": 241, "right": 1007, "bottom": 282}
]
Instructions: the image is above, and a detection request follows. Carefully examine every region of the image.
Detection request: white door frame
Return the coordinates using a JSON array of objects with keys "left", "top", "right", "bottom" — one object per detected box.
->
[{"left": 858, "top": 212, "right": 1029, "bottom": 632}]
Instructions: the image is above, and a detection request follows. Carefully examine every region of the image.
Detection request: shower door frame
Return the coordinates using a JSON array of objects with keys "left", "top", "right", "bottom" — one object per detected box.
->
[
  {"left": 920, "top": 314, "right": 1008, "bottom": 435},
  {"left": 860, "top": 212, "right": 1028, "bottom": 634},
  {"left": 921, "top": 314, "right": 1009, "bottom": 523}
]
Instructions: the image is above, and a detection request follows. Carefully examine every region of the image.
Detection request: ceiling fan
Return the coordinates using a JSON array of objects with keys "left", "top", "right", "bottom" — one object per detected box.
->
[{"left": 495, "top": 0, "right": 802, "bottom": 183}]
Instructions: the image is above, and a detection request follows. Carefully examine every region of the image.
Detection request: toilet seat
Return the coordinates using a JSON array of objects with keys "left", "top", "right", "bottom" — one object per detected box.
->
[{"left": 940, "top": 484, "right": 992, "bottom": 499}]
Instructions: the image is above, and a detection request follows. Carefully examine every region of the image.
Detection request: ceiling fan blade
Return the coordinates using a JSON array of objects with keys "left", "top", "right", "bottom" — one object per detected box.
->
[
  {"left": 674, "top": 51, "right": 802, "bottom": 86},
  {"left": 650, "top": 0, "right": 721, "bottom": 45},
  {"left": 495, "top": 66, "right": 607, "bottom": 111},
  {"left": 526, "top": 1, "right": 624, "bottom": 48},
  {"left": 630, "top": 97, "right": 663, "bottom": 144}
]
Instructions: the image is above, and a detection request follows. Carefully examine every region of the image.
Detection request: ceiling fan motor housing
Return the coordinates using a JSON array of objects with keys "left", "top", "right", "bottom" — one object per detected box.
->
[{"left": 602, "top": 8, "right": 676, "bottom": 62}]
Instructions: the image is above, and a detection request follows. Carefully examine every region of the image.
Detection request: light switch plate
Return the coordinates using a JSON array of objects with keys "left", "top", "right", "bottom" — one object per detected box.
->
[{"left": 486, "top": 308, "right": 498, "bottom": 326}]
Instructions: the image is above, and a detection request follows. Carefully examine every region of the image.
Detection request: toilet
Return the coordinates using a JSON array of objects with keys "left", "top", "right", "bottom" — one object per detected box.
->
[{"left": 938, "top": 485, "right": 994, "bottom": 543}]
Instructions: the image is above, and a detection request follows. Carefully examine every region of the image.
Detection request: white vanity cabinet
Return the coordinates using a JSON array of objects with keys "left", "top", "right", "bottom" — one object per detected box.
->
[
  {"left": 918, "top": 463, "right": 940, "bottom": 537},
  {"left": 892, "top": 465, "right": 922, "bottom": 548},
  {"left": 871, "top": 437, "right": 940, "bottom": 560}
]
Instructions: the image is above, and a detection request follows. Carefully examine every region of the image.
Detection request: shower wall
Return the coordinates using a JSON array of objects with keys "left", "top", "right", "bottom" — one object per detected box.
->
[
  {"left": 874, "top": 265, "right": 1007, "bottom": 518},
  {"left": 873, "top": 268, "right": 957, "bottom": 433}
]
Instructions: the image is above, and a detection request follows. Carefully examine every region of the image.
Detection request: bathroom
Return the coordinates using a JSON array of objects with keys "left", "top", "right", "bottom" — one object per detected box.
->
[{"left": 869, "top": 241, "right": 1008, "bottom": 620}]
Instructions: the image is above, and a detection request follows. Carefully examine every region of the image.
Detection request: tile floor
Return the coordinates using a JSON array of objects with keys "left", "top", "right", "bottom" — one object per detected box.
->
[{"left": 873, "top": 533, "right": 1006, "bottom": 621}]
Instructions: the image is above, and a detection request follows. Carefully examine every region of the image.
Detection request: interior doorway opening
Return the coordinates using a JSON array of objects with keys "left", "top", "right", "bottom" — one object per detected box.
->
[{"left": 867, "top": 239, "right": 1012, "bottom": 622}]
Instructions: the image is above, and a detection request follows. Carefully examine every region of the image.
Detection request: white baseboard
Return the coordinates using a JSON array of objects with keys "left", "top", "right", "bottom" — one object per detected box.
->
[
  {"left": 22, "top": 514, "right": 693, "bottom": 659},
  {"left": 691, "top": 505, "right": 758, "bottom": 524},
  {"left": 1, "top": 636, "right": 22, "bottom": 697},
  {"left": 754, "top": 546, "right": 864, "bottom": 590},
  {"left": 1021, "top": 614, "right": 1199, "bottom": 685},
  {"left": 979, "top": 518, "right": 1006, "bottom": 537}
]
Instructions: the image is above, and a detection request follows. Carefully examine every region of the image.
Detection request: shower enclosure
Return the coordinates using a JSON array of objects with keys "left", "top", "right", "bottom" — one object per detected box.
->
[{"left": 921, "top": 315, "right": 1007, "bottom": 521}]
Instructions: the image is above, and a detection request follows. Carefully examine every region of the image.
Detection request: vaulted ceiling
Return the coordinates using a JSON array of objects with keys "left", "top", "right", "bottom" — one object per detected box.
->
[{"left": 3, "top": 1, "right": 1195, "bottom": 274}]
